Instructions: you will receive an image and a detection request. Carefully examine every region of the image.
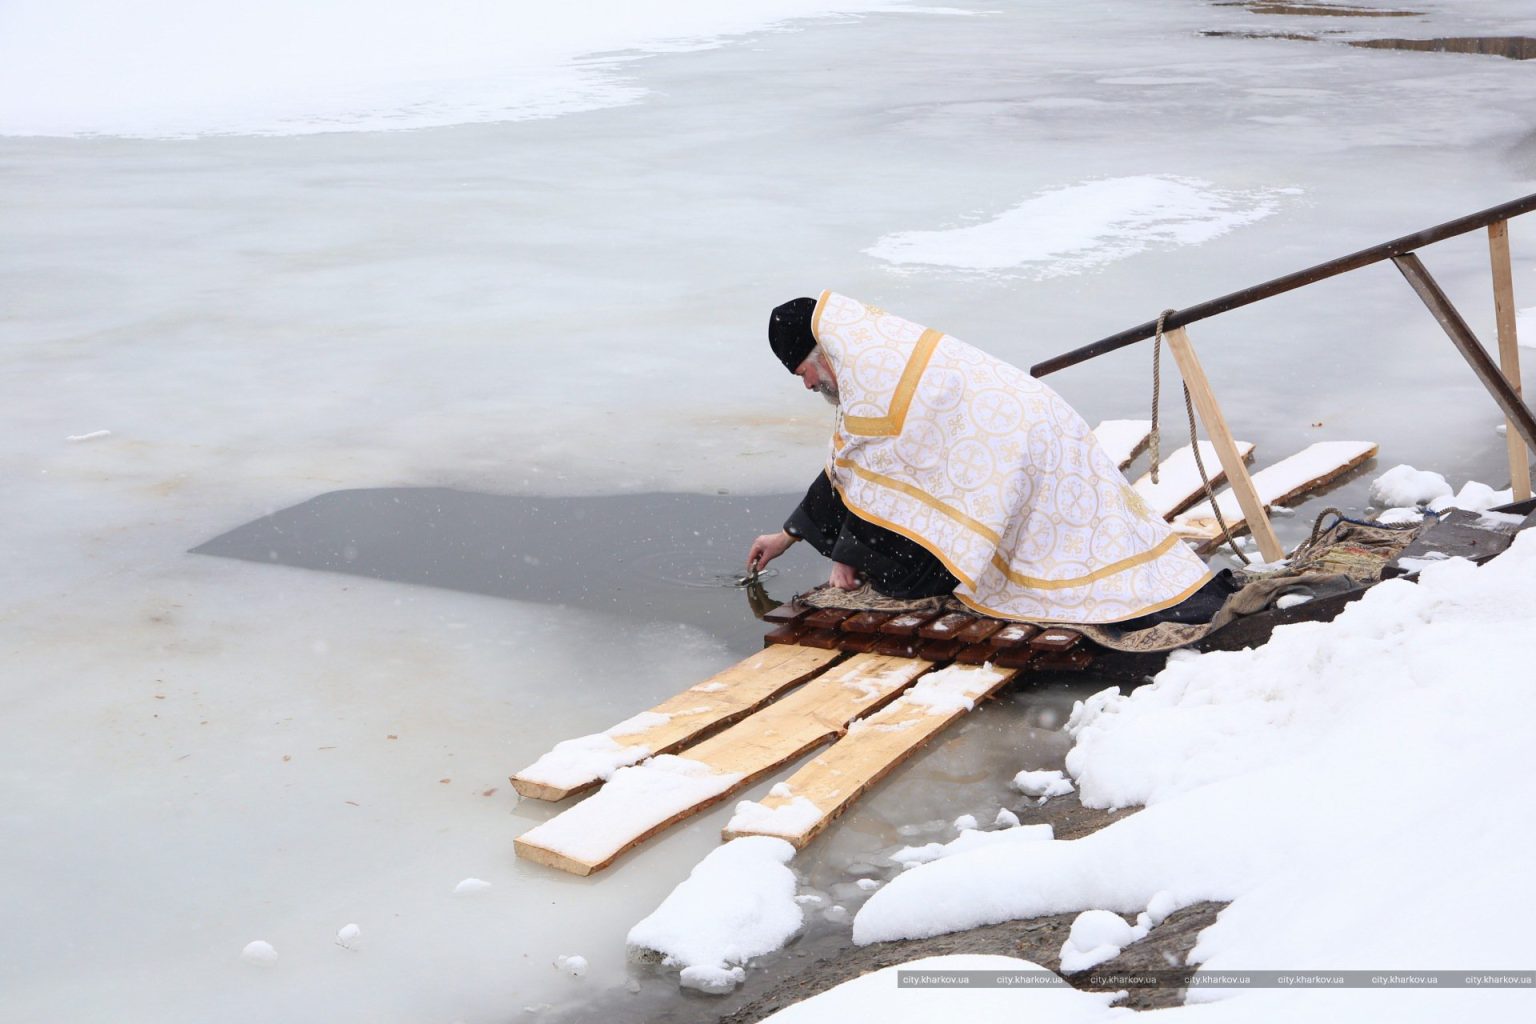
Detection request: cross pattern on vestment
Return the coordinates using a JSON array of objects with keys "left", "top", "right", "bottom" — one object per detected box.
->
[
  {"left": 857, "top": 346, "right": 906, "bottom": 387},
  {"left": 1092, "top": 517, "right": 1135, "bottom": 561},
  {"left": 973, "top": 390, "right": 1019, "bottom": 434},
  {"left": 1058, "top": 476, "right": 1097, "bottom": 524},
  {"left": 898, "top": 419, "right": 945, "bottom": 466},
  {"left": 947, "top": 441, "right": 992, "bottom": 488}
]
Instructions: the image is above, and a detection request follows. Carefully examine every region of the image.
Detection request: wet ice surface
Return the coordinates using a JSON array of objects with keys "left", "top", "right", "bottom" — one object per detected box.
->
[{"left": 6, "top": 0, "right": 1536, "bottom": 1021}]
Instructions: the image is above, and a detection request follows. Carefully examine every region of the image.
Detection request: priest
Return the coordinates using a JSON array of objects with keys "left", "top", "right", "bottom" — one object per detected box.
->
[{"left": 746, "top": 292, "right": 1225, "bottom": 625}]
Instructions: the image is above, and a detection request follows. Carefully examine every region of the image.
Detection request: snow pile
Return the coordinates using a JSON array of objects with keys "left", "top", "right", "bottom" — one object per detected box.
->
[
  {"left": 1427, "top": 480, "right": 1513, "bottom": 515},
  {"left": 554, "top": 953, "right": 588, "bottom": 977},
  {"left": 514, "top": 710, "right": 671, "bottom": 792},
  {"left": 627, "top": 837, "right": 803, "bottom": 994},
  {"left": 240, "top": 940, "right": 278, "bottom": 967},
  {"left": 1367, "top": 464, "right": 1451, "bottom": 508},
  {"left": 726, "top": 794, "right": 824, "bottom": 838},
  {"left": 895, "top": 663, "right": 1011, "bottom": 716},
  {"left": 759, "top": 955, "right": 1129, "bottom": 1024},
  {"left": 1059, "top": 909, "right": 1147, "bottom": 974},
  {"left": 1012, "top": 769, "right": 1074, "bottom": 801},
  {"left": 891, "top": 824, "right": 1052, "bottom": 867},
  {"left": 866, "top": 177, "right": 1293, "bottom": 276},
  {"left": 851, "top": 533, "right": 1536, "bottom": 1018}
]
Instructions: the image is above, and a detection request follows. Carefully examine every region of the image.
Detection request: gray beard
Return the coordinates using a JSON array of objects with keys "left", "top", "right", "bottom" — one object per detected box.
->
[{"left": 815, "top": 382, "right": 839, "bottom": 407}]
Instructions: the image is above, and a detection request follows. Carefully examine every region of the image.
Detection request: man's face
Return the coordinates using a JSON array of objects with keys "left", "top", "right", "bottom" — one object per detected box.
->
[{"left": 794, "top": 353, "right": 839, "bottom": 407}]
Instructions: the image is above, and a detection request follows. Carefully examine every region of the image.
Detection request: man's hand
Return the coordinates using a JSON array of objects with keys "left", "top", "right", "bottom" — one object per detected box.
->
[
  {"left": 829, "top": 561, "right": 860, "bottom": 590},
  {"left": 747, "top": 530, "right": 796, "bottom": 572}
]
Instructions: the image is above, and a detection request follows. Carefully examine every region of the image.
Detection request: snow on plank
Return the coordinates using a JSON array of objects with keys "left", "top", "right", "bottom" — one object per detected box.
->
[
  {"left": 1173, "top": 441, "right": 1379, "bottom": 551},
  {"left": 514, "top": 653, "right": 933, "bottom": 875},
  {"left": 511, "top": 644, "right": 843, "bottom": 801},
  {"left": 1092, "top": 419, "right": 1152, "bottom": 470},
  {"left": 721, "top": 663, "right": 1017, "bottom": 849},
  {"left": 1132, "top": 440, "right": 1255, "bottom": 519}
]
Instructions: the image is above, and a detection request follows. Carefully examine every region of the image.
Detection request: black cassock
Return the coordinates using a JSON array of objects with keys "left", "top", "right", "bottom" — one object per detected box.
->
[{"left": 783, "top": 471, "right": 959, "bottom": 599}]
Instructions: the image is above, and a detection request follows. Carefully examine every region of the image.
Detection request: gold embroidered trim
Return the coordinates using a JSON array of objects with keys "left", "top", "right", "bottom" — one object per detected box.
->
[
  {"left": 840, "top": 328, "right": 942, "bottom": 437},
  {"left": 833, "top": 458, "right": 1002, "bottom": 546},
  {"left": 988, "top": 534, "right": 1185, "bottom": 590},
  {"left": 954, "top": 568, "right": 1214, "bottom": 625},
  {"left": 836, "top": 458, "right": 1187, "bottom": 589}
]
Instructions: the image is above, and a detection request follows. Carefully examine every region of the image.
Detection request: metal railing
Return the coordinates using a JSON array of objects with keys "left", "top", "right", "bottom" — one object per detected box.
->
[{"left": 1029, "top": 192, "right": 1536, "bottom": 560}]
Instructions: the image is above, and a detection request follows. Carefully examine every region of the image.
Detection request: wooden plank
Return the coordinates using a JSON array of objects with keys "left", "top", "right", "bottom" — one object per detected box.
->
[
  {"left": 1132, "top": 440, "right": 1256, "bottom": 519},
  {"left": 796, "top": 628, "right": 842, "bottom": 650},
  {"left": 1173, "top": 440, "right": 1380, "bottom": 551},
  {"left": 1164, "top": 327, "right": 1284, "bottom": 561},
  {"left": 1489, "top": 221, "right": 1532, "bottom": 501},
  {"left": 510, "top": 644, "right": 842, "bottom": 801},
  {"left": 840, "top": 611, "right": 896, "bottom": 634},
  {"left": 917, "top": 612, "right": 976, "bottom": 640},
  {"left": 1092, "top": 419, "right": 1153, "bottom": 470},
  {"left": 514, "top": 653, "right": 934, "bottom": 874},
  {"left": 721, "top": 664, "right": 1018, "bottom": 848},
  {"left": 801, "top": 608, "right": 855, "bottom": 631},
  {"left": 763, "top": 621, "right": 806, "bottom": 646},
  {"left": 878, "top": 611, "right": 938, "bottom": 636},
  {"left": 988, "top": 623, "right": 1040, "bottom": 648},
  {"left": 1029, "top": 628, "right": 1081, "bottom": 652},
  {"left": 917, "top": 638, "right": 965, "bottom": 662},
  {"left": 953, "top": 618, "right": 1005, "bottom": 644}
]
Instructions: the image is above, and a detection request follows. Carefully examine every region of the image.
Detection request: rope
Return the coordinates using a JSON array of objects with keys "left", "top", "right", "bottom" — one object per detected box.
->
[{"left": 1150, "top": 309, "right": 1172, "bottom": 484}]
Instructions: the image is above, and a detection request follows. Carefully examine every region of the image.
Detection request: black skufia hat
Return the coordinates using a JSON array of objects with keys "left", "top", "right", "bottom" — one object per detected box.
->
[{"left": 768, "top": 297, "right": 818, "bottom": 372}]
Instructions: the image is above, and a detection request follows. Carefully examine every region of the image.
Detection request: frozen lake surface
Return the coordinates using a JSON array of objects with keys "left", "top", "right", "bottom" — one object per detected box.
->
[{"left": 4, "top": 0, "right": 1536, "bottom": 1020}]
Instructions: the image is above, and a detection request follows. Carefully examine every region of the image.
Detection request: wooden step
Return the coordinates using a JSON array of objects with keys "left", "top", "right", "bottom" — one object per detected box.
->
[
  {"left": 1092, "top": 419, "right": 1153, "bottom": 470},
  {"left": 1132, "top": 440, "right": 1255, "bottom": 519},
  {"left": 1173, "top": 441, "right": 1378, "bottom": 552},
  {"left": 510, "top": 645, "right": 843, "bottom": 801},
  {"left": 514, "top": 653, "right": 934, "bottom": 875},
  {"left": 721, "top": 663, "right": 1018, "bottom": 848}
]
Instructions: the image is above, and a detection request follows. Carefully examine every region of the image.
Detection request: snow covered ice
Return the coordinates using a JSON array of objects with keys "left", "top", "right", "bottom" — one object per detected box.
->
[{"left": 6, "top": 0, "right": 1536, "bottom": 1021}]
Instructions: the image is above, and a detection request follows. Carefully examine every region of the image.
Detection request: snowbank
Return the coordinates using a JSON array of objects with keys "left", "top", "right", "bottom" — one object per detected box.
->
[
  {"left": 0, "top": 0, "right": 916, "bottom": 137},
  {"left": 760, "top": 954, "right": 1129, "bottom": 1023},
  {"left": 627, "top": 837, "right": 803, "bottom": 993},
  {"left": 866, "top": 177, "right": 1294, "bottom": 276},
  {"left": 849, "top": 532, "right": 1536, "bottom": 1018}
]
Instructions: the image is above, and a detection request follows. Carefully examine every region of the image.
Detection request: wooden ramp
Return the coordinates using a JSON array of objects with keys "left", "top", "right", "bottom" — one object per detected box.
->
[
  {"left": 1092, "top": 419, "right": 1152, "bottom": 470},
  {"left": 721, "top": 663, "right": 1018, "bottom": 848},
  {"left": 1132, "top": 440, "right": 1255, "bottom": 519},
  {"left": 510, "top": 645, "right": 842, "bottom": 801},
  {"left": 1174, "top": 440, "right": 1379, "bottom": 551},
  {"left": 514, "top": 653, "right": 934, "bottom": 875}
]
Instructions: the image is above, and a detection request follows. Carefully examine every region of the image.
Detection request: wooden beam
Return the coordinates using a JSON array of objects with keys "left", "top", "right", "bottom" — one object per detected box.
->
[
  {"left": 1489, "top": 221, "right": 1532, "bottom": 501},
  {"left": 510, "top": 644, "right": 842, "bottom": 801},
  {"left": 1174, "top": 441, "right": 1379, "bottom": 551},
  {"left": 1162, "top": 327, "right": 1284, "bottom": 561},
  {"left": 1132, "top": 440, "right": 1256, "bottom": 519},
  {"left": 513, "top": 653, "right": 933, "bottom": 875},
  {"left": 1393, "top": 252, "right": 1536, "bottom": 456},
  {"left": 721, "top": 664, "right": 1018, "bottom": 849}
]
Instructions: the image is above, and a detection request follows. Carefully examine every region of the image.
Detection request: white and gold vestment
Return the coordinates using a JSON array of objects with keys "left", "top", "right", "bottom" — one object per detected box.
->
[{"left": 813, "top": 291, "right": 1212, "bottom": 624}]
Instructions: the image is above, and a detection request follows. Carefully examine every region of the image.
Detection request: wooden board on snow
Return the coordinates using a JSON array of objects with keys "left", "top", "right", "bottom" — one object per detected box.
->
[
  {"left": 513, "top": 653, "right": 934, "bottom": 875},
  {"left": 721, "top": 663, "right": 1018, "bottom": 849},
  {"left": 510, "top": 644, "right": 843, "bottom": 801},
  {"left": 1173, "top": 441, "right": 1379, "bottom": 551},
  {"left": 1092, "top": 419, "right": 1153, "bottom": 470},
  {"left": 1132, "top": 440, "right": 1256, "bottom": 519}
]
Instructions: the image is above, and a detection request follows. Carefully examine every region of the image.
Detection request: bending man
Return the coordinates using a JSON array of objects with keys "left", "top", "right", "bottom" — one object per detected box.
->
[{"left": 746, "top": 292, "right": 1223, "bottom": 625}]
